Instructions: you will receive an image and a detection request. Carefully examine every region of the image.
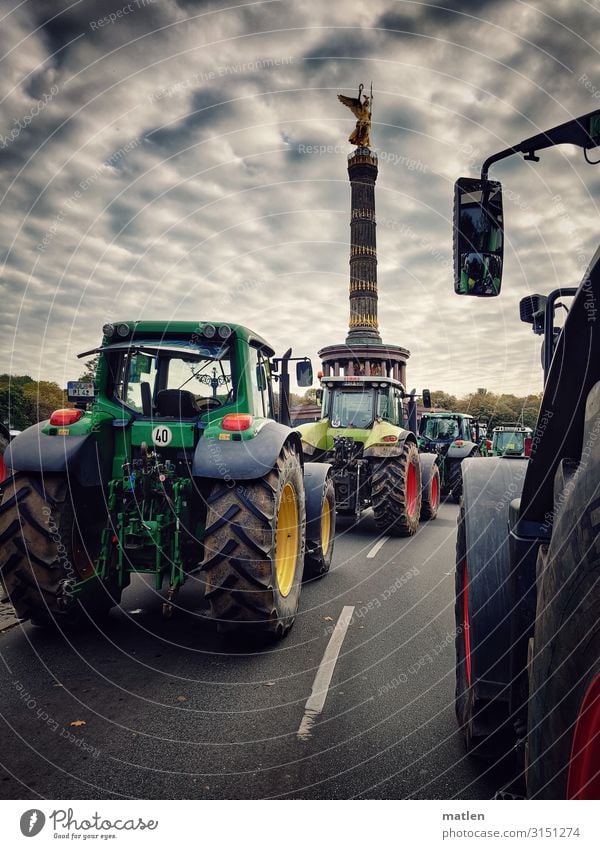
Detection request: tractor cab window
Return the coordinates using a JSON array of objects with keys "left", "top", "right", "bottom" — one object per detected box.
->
[
  {"left": 112, "top": 340, "right": 234, "bottom": 415},
  {"left": 331, "top": 389, "right": 373, "bottom": 429},
  {"left": 248, "top": 346, "right": 273, "bottom": 418},
  {"left": 494, "top": 431, "right": 525, "bottom": 455},
  {"left": 422, "top": 417, "right": 459, "bottom": 440},
  {"left": 376, "top": 388, "right": 390, "bottom": 421}
]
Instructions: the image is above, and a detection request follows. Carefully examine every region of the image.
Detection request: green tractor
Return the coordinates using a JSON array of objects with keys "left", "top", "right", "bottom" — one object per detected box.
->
[
  {"left": 418, "top": 411, "right": 484, "bottom": 502},
  {"left": 489, "top": 423, "right": 533, "bottom": 457},
  {"left": 297, "top": 374, "right": 440, "bottom": 535},
  {"left": 0, "top": 321, "right": 335, "bottom": 639}
]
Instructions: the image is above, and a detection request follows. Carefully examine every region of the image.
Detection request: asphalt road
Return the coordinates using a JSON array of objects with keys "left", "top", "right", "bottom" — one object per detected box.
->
[{"left": 0, "top": 501, "right": 511, "bottom": 799}]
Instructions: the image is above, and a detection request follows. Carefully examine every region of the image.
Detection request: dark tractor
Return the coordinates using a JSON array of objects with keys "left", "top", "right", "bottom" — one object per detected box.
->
[
  {"left": 452, "top": 108, "right": 600, "bottom": 798},
  {"left": 0, "top": 321, "right": 335, "bottom": 640},
  {"left": 418, "top": 411, "right": 483, "bottom": 502}
]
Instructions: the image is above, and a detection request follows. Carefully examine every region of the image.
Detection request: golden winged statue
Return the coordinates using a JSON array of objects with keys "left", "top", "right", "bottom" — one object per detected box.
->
[{"left": 337, "top": 83, "right": 373, "bottom": 148}]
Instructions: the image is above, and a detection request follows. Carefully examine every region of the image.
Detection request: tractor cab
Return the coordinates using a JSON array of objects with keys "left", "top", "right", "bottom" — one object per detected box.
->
[
  {"left": 491, "top": 424, "right": 533, "bottom": 457},
  {"left": 418, "top": 412, "right": 474, "bottom": 454},
  {"left": 320, "top": 375, "right": 406, "bottom": 434}
]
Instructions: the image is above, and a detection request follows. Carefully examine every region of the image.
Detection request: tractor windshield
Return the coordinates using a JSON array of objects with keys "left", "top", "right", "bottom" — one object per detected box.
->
[
  {"left": 330, "top": 389, "right": 374, "bottom": 429},
  {"left": 421, "top": 417, "right": 460, "bottom": 440},
  {"left": 111, "top": 340, "right": 234, "bottom": 414},
  {"left": 493, "top": 430, "right": 525, "bottom": 455}
]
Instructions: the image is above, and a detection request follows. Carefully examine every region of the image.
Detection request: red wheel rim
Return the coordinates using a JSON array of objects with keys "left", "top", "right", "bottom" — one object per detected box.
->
[
  {"left": 430, "top": 472, "right": 439, "bottom": 510},
  {"left": 406, "top": 461, "right": 418, "bottom": 517},
  {"left": 463, "top": 559, "right": 472, "bottom": 687},
  {"left": 567, "top": 673, "right": 600, "bottom": 799},
  {"left": 0, "top": 452, "right": 6, "bottom": 484}
]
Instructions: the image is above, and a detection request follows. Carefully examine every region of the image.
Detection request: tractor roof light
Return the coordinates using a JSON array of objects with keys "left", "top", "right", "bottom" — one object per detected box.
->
[
  {"left": 222, "top": 413, "right": 253, "bottom": 432},
  {"left": 116, "top": 323, "right": 130, "bottom": 337},
  {"left": 203, "top": 324, "right": 216, "bottom": 338},
  {"left": 218, "top": 324, "right": 232, "bottom": 339},
  {"left": 49, "top": 409, "right": 84, "bottom": 426},
  {"left": 103, "top": 323, "right": 115, "bottom": 338}
]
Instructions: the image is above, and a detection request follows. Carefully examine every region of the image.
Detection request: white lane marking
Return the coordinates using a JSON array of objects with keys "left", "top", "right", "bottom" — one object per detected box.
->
[
  {"left": 367, "top": 535, "right": 390, "bottom": 559},
  {"left": 297, "top": 605, "right": 355, "bottom": 741}
]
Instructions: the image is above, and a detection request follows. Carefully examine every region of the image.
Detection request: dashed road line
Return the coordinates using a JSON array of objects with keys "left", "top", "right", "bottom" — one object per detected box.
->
[
  {"left": 367, "top": 536, "right": 390, "bottom": 559},
  {"left": 297, "top": 605, "right": 355, "bottom": 741}
]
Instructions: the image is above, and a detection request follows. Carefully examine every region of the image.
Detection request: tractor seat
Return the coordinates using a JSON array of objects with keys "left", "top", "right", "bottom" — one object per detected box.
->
[{"left": 155, "top": 389, "right": 200, "bottom": 418}]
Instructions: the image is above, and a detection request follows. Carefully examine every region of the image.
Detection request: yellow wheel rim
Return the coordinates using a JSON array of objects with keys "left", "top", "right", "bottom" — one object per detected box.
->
[
  {"left": 275, "top": 482, "right": 299, "bottom": 597},
  {"left": 321, "top": 495, "right": 332, "bottom": 555}
]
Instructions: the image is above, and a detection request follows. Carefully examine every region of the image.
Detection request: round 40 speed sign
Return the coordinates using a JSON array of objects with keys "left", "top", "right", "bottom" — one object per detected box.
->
[{"left": 151, "top": 425, "right": 173, "bottom": 447}]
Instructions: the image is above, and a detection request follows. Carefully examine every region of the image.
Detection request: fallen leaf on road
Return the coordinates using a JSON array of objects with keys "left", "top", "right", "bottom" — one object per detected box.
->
[
  {"left": 176, "top": 695, "right": 188, "bottom": 702},
  {"left": 70, "top": 720, "right": 86, "bottom": 727},
  {"left": 324, "top": 616, "right": 333, "bottom": 621}
]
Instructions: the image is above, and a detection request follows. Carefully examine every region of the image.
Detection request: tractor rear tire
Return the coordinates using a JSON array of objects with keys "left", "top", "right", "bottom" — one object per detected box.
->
[
  {"left": 526, "top": 384, "right": 600, "bottom": 798},
  {"left": 448, "top": 460, "right": 463, "bottom": 503},
  {"left": 0, "top": 473, "right": 120, "bottom": 627},
  {"left": 449, "top": 449, "right": 480, "bottom": 503},
  {"left": 0, "top": 424, "right": 9, "bottom": 496},
  {"left": 372, "top": 441, "right": 421, "bottom": 536},
  {"left": 304, "top": 473, "right": 335, "bottom": 580},
  {"left": 202, "top": 442, "right": 306, "bottom": 639},
  {"left": 420, "top": 462, "right": 440, "bottom": 521}
]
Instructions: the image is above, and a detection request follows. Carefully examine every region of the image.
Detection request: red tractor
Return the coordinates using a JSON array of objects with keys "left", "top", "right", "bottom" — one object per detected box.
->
[{"left": 453, "top": 109, "right": 600, "bottom": 798}]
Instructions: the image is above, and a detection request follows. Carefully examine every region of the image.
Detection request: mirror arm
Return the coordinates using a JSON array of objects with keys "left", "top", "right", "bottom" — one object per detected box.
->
[{"left": 481, "top": 146, "right": 519, "bottom": 180}]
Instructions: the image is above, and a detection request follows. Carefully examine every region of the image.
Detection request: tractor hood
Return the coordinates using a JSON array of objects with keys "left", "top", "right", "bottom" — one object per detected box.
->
[{"left": 298, "top": 418, "right": 412, "bottom": 457}]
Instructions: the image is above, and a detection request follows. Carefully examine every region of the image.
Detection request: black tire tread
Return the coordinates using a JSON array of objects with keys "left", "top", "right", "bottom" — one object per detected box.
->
[{"left": 371, "top": 441, "right": 421, "bottom": 536}]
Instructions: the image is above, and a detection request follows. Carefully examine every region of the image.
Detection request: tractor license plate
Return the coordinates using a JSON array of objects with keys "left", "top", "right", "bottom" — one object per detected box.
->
[{"left": 67, "top": 381, "right": 95, "bottom": 401}]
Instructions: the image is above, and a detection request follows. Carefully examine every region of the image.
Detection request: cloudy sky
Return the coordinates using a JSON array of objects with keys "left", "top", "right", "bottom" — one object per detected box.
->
[{"left": 1, "top": 0, "right": 599, "bottom": 397}]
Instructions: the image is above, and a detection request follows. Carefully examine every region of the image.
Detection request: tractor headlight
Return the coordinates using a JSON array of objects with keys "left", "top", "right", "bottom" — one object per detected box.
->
[
  {"left": 203, "top": 324, "right": 216, "bottom": 338},
  {"left": 218, "top": 324, "right": 232, "bottom": 339},
  {"left": 103, "top": 323, "right": 115, "bottom": 338},
  {"left": 116, "top": 323, "right": 130, "bottom": 337}
]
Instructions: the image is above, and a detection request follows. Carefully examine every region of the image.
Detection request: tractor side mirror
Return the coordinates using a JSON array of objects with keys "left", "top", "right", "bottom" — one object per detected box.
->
[
  {"left": 256, "top": 364, "right": 267, "bottom": 392},
  {"left": 454, "top": 177, "right": 504, "bottom": 297},
  {"left": 520, "top": 294, "right": 547, "bottom": 335},
  {"left": 315, "top": 388, "right": 323, "bottom": 405},
  {"left": 296, "top": 360, "right": 313, "bottom": 387},
  {"left": 422, "top": 389, "right": 432, "bottom": 409}
]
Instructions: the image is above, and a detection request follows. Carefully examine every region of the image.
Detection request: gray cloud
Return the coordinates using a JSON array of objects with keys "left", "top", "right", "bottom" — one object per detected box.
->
[{"left": 1, "top": 0, "right": 599, "bottom": 398}]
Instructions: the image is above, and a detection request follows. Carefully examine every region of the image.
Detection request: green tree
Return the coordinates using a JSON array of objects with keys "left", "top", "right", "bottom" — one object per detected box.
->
[
  {"left": 0, "top": 384, "right": 35, "bottom": 430},
  {"left": 78, "top": 354, "right": 100, "bottom": 382},
  {"left": 22, "top": 381, "right": 67, "bottom": 422}
]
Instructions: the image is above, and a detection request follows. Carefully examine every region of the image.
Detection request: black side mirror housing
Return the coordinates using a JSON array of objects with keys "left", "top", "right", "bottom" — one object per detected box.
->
[
  {"left": 296, "top": 360, "right": 313, "bottom": 387},
  {"left": 454, "top": 177, "right": 504, "bottom": 297},
  {"left": 422, "top": 389, "right": 432, "bottom": 409}
]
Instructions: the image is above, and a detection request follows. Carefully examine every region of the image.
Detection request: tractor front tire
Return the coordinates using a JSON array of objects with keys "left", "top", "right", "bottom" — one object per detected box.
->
[
  {"left": 371, "top": 441, "right": 421, "bottom": 536},
  {"left": 203, "top": 442, "right": 306, "bottom": 639},
  {"left": 526, "top": 384, "right": 600, "bottom": 798},
  {"left": 420, "top": 462, "right": 440, "bottom": 521},
  {"left": 304, "top": 473, "right": 335, "bottom": 581},
  {"left": 0, "top": 473, "right": 120, "bottom": 627}
]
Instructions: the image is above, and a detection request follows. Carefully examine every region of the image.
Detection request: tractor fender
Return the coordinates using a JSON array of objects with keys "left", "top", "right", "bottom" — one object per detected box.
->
[
  {"left": 303, "top": 461, "right": 334, "bottom": 542},
  {"left": 192, "top": 420, "right": 303, "bottom": 481},
  {"left": 418, "top": 451, "right": 438, "bottom": 492},
  {"left": 447, "top": 440, "right": 478, "bottom": 460},
  {"left": 4, "top": 423, "right": 108, "bottom": 487},
  {"left": 363, "top": 429, "right": 415, "bottom": 459},
  {"left": 461, "top": 456, "right": 529, "bottom": 694}
]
